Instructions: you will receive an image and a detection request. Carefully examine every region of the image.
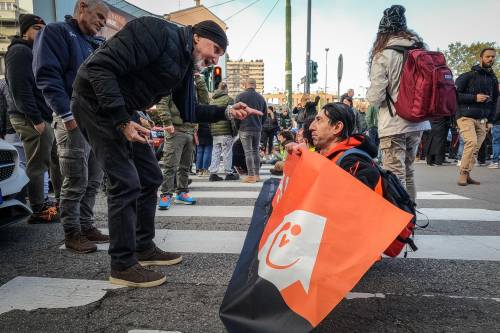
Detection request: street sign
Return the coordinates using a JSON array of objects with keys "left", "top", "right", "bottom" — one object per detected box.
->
[{"left": 337, "top": 54, "right": 343, "bottom": 82}]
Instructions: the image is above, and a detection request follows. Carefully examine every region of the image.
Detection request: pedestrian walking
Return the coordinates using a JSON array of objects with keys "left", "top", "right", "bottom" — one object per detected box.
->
[
  {"left": 366, "top": 4, "right": 430, "bottom": 201},
  {"left": 455, "top": 47, "right": 498, "bottom": 185}
]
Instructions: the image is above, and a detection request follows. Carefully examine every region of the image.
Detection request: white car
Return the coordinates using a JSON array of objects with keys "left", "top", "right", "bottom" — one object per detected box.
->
[{"left": 0, "top": 139, "right": 31, "bottom": 227}]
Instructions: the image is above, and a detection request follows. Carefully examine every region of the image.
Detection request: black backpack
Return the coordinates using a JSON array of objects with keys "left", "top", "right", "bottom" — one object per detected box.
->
[{"left": 336, "top": 148, "right": 420, "bottom": 257}]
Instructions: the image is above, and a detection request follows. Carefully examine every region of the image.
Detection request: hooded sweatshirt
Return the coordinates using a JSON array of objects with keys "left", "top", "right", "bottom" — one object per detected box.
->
[
  {"left": 367, "top": 37, "right": 430, "bottom": 138},
  {"left": 5, "top": 37, "right": 52, "bottom": 124}
]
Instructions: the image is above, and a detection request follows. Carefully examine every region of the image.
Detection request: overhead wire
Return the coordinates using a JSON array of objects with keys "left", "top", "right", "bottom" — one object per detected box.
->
[
  {"left": 223, "top": 0, "right": 261, "bottom": 21},
  {"left": 167, "top": 0, "right": 237, "bottom": 20},
  {"left": 238, "top": 0, "right": 280, "bottom": 59}
]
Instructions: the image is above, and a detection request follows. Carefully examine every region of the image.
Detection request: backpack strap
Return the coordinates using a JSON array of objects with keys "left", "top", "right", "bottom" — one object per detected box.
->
[
  {"left": 383, "top": 44, "right": 422, "bottom": 117},
  {"left": 335, "top": 148, "right": 373, "bottom": 166}
]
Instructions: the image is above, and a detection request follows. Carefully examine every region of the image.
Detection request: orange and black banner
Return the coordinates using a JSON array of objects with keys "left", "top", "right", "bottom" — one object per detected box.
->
[{"left": 220, "top": 150, "right": 412, "bottom": 332}]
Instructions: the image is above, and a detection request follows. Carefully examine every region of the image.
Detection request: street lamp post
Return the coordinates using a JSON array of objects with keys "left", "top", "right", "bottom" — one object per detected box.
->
[{"left": 324, "top": 47, "right": 329, "bottom": 100}]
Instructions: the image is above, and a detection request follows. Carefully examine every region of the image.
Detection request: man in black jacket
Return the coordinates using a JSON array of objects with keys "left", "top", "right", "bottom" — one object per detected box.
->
[
  {"left": 456, "top": 48, "right": 498, "bottom": 186},
  {"left": 5, "top": 14, "right": 61, "bottom": 223},
  {"left": 71, "top": 18, "right": 262, "bottom": 287}
]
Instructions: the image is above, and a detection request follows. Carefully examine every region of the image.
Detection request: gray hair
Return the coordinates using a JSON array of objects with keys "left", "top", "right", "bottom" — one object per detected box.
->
[{"left": 73, "top": 0, "right": 109, "bottom": 16}]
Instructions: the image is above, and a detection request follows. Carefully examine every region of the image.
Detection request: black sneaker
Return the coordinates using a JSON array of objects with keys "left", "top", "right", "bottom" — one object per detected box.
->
[
  {"left": 137, "top": 246, "right": 183, "bottom": 266},
  {"left": 109, "top": 263, "right": 166, "bottom": 288},
  {"left": 209, "top": 174, "right": 223, "bottom": 182},
  {"left": 225, "top": 173, "right": 240, "bottom": 181}
]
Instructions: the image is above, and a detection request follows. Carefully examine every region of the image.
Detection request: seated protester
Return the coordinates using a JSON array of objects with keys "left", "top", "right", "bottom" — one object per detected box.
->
[
  {"left": 279, "top": 107, "right": 293, "bottom": 130},
  {"left": 270, "top": 130, "right": 295, "bottom": 175},
  {"left": 288, "top": 102, "right": 380, "bottom": 190}
]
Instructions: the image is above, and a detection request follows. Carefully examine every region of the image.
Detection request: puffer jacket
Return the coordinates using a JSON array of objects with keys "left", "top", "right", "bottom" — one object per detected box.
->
[
  {"left": 455, "top": 65, "right": 498, "bottom": 123},
  {"left": 158, "top": 75, "right": 208, "bottom": 134},
  {"left": 366, "top": 37, "right": 430, "bottom": 138},
  {"left": 210, "top": 89, "right": 234, "bottom": 136},
  {"left": 73, "top": 16, "right": 226, "bottom": 126}
]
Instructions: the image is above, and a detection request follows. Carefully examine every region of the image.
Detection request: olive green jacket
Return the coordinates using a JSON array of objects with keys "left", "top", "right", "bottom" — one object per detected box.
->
[
  {"left": 209, "top": 89, "right": 234, "bottom": 136},
  {"left": 157, "top": 75, "right": 209, "bottom": 134}
]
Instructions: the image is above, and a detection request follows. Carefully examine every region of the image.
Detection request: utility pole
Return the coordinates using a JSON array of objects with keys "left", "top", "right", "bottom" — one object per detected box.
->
[
  {"left": 285, "top": 0, "right": 292, "bottom": 109},
  {"left": 324, "top": 47, "right": 329, "bottom": 98},
  {"left": 305, "top": 0, "right": 311, "bottom": 94}
]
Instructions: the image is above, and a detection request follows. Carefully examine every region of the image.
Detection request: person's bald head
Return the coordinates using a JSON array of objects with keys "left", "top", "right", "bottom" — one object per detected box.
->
[{"left": 243, "top": 77, "right": 256, "bottom": 89}]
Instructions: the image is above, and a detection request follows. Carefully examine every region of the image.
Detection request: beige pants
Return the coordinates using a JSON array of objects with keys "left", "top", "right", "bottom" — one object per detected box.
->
[{"left": 457, "top": 117, "right": 487, "bottom": 173}]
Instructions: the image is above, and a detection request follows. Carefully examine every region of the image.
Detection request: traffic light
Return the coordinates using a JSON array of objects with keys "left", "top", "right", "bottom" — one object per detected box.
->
[
  {"left": 213, "top": 66, "right": 222, "bottom": 90},
  {"left": 201, "top": 66, "right": 212, "bottom": 90},
  {"left": 309, "top": 60, "right": 318, "bottom": 84}
]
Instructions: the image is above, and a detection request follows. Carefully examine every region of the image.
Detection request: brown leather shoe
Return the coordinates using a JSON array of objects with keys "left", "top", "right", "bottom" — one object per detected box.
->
[
  {"left": 82, "top": 226, "right": 110, "bottom": 244},
  {"left": 109, "top": 264, "right": 166, "bottom": 288},
  {"left": 457, "top": 171, "right": 468, "bottom": 186},
  {"left": 65, "top": 232, "right": 97, "bottom": 254},
  {"left": 241, "top": 176, "right": 257, "bottom": 183},
  {"left": 137, "top": 246, "right": 183, "bottom": 266},
  {"left": 467, "top": 174, "right": 480, "bottom": 185}
]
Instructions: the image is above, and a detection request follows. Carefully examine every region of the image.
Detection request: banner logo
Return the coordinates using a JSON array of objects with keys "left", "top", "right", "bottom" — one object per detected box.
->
[{"left": 258, "top": 210, "right": 327, "bottom": 293}]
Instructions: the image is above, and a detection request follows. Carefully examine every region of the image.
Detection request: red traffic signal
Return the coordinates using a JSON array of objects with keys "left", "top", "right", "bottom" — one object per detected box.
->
[{"left": 213, "top": 66, "right": 222, "bottom": 89}]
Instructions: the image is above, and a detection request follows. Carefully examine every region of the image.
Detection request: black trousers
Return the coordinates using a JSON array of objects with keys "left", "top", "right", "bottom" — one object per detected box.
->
[
  {"left": 261, "top": 128, "right": 276, "bottom": 154},
  {"left": 72, "top": 94, "right": 162, "bottom": 271},
  {"left": 425, "top": 117, "right": 450, "bottom": 165}
]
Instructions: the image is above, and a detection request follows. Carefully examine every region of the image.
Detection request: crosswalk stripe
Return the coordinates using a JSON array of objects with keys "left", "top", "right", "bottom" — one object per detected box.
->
[
  {"left": 416, "top": 191, "right": 469, "bottom": 200},
  {"left": 153, "top": 205, "right": 500, "bottom": 221},
  {"left": 191, "top": 174, "right": 279, "bottom": 181},
  {"left": 0, "top": 276, "right": 124, "bottom": 315},
  {"left": 189, "top": 191, "right": 259, "bottom": 198},
  {"left": 169, "top": 191, "right": 467, "bottom": 200},
  {"left": 189, "top": 182, "right": 263, "bottom": 188},
  {"left": 58, "top": 230, "right": 500, "bottom": 261},
  {"left": 156, "top": 205, "right": 254, "bottom": 217}
]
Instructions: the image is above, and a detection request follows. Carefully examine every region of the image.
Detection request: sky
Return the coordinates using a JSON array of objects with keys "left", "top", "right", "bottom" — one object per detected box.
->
[{"left": 128, "top": 0, "right": 500, "bottom": 97}]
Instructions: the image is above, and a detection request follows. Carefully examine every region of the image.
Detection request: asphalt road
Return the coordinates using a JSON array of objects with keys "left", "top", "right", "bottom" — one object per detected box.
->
[{"left": 1, "top": 161, "right": 499, "bottom": 333}]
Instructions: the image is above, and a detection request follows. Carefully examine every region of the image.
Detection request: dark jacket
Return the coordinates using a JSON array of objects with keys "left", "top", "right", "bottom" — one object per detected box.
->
[
  {"left": 304, "top": 97, "right": 320, "bottom": 118},
  {"left": 279, "top": 112, "right": 292, "bottom": 129},
  {"left": 325, "top": 134, "right": 380, "bottom": 190},
  {"left": 455, "top": 65, "right": 499, "bottom": 123},
  {"left": 495, "top": 97, "right": 500, "bottom": 125},
  {"left": 235, "top": 88, "right": 266, "bottom": 132},
  {"left": 33, "top": 16, "right": 103, "bottom": 122},
  {"left": 73, "top": 16, "right": 227, "bottom": 126},
  {"left": 263, "top": 112, "right": 279, "bottom": 131},
  {"left": 197, "top": 123, "right": 212, "bottom": 146},
  {"left": 5, "top": 37, "right": 52, "bottom": 125}
]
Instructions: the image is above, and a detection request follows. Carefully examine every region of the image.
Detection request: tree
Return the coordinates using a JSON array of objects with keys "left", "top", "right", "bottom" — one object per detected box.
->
[{"left": 444, "top": 42, "right": 500, "bottom": 79}]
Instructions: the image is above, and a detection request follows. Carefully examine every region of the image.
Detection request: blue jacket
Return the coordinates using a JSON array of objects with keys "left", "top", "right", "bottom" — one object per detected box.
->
[{"left": 33, "top": 16, "right": 103, "bottom": 123}]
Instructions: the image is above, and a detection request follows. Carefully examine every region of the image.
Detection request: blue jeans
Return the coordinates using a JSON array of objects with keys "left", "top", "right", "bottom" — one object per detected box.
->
[
  {"left": 196, "top": 144, "right": 212, "bottom": 170},
  {"left": 492, "top": 125, "right": 500, "bottom": 163}
]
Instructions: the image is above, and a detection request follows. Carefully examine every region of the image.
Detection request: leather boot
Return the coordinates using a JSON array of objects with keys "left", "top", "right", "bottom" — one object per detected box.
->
[
  {"left": 457, "top": 171, "right": 468, "bottom": 186},
  {"left": 467, "top": 174, "right": 480, "bottom": 185}
]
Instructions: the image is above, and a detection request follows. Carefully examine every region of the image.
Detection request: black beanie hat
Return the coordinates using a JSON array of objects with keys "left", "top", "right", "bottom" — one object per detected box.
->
[
  {"left": 378, "top": 5, "right": 407, "bottom": 34},
  {"left": 192, "top": 20, "right": 228, "bottom": 52},
  {"left": 19, "top": 14, "right": 46, "bottom": 35}
]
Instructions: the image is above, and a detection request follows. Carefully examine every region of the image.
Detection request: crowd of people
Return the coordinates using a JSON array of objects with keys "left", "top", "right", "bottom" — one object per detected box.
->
[{"left": 0, "top": 1, "right": 498, "bottom": 289}]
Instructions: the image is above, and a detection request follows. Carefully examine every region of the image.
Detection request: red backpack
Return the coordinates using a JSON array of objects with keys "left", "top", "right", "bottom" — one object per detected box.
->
[{"left": 385, "top": 45, "right": 457, "bottom": 122}]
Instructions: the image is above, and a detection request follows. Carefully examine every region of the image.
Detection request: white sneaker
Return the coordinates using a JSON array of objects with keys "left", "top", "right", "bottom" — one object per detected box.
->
[
  {"left": 487, "top": 162, "right": 499, "bottom": 169},
  {"left": 457, "top": 160, "right": 461, "bottom": 167}
]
